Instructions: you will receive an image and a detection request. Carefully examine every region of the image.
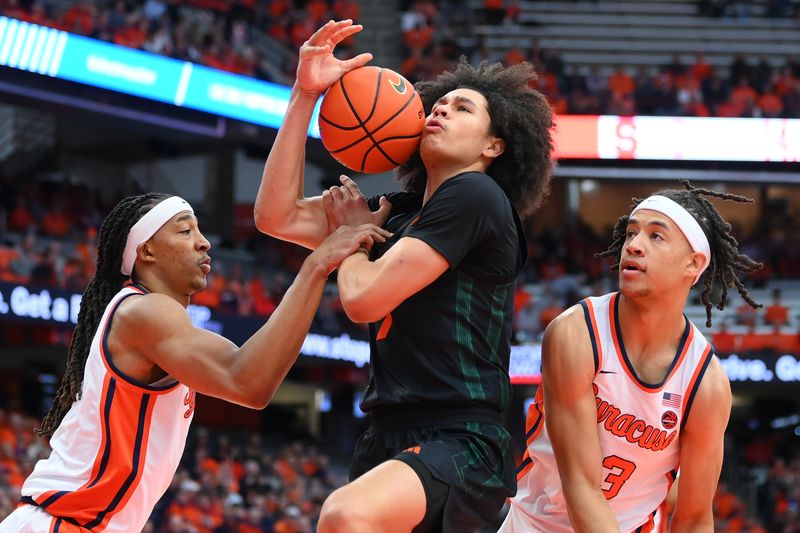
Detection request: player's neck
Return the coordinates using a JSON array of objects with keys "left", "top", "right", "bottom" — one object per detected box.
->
[
  {"left": 617, "top": 293, "right": 688, "bottom": 355},
  {"left": 136, "top": 274, "right": 191, "bottom": 308},
  {"left": 423, "top": 161, "right": 486, "bottom": 204}
]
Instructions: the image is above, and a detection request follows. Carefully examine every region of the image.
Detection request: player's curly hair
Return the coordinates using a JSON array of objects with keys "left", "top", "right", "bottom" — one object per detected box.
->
[
  {"left": 37, "top": 193, "right": 170, "bottom": 438},
  {"left": 396, "top": 57, "right": 554, "bottom": 218},
  {"left": 596, "top": 180, "right": 762, "bottom": 327}
]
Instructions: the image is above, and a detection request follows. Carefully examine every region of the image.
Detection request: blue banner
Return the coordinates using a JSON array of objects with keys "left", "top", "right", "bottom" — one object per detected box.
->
[{"left": 0, "top": 16, "right": 321, "bottom": 137}]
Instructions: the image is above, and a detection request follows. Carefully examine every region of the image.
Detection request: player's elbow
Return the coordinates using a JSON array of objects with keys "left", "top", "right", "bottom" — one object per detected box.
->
[
  {"left": 230, "top": 376, "right": 275, "bottom": 410},
  {"left": 340, "top": 293, "right": 386, "bottom": 324},
  {"left": 253, "top": 207, "right": 282, "bottom": 237}
]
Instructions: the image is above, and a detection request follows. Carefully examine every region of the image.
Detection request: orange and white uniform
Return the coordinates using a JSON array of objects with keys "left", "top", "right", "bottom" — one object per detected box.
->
[
  {"left": 3, "top": 284, "right": 195, "bottom": 533},
  {"left": 501, "top": 292, "right": 714, "bottom": 533}
]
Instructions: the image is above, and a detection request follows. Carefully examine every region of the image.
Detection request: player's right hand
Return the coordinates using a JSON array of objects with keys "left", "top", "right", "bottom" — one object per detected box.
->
[
  {"left": 323, "top": 175, "right": 392, "bottom": 233},
  {"left": 296, "top": 20, "right": 373, "bottom": 96},
  {"left": 312, "top": 223, "right": 392, "bottom": 274}
]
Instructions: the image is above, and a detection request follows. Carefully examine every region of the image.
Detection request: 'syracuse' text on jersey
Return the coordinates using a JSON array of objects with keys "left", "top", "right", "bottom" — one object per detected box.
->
[
  {"left": 503, "top": 292, "right": 714, "bottom": 533},
  {"left": 21, "top": 284, "right": 195, "bottom": 532},
  {"left": 363, "top": 172, "right": 527, "bottom": 417}
]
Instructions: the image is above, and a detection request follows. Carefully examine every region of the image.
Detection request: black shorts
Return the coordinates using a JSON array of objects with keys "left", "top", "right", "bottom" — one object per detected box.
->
[{"left": 349, "top": 417, "right": 516, "bottom": 533}]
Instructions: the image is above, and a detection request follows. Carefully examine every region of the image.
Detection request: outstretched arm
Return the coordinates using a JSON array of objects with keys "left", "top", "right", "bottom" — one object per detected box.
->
[
  {"left": 543, "top": 308, "right": 621, "bottom": 533},
  {"left": 254, "top": 20, "right": 372, "bottom": 249},
  {"left": 113, "top": 224, "right": 389, "bottom": 409},
  {"left": 671, "top": 357, "right": 731, "bottom": 532}
]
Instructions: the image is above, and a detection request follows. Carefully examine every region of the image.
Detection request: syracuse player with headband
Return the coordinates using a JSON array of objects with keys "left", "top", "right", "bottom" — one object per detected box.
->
[
  {"left": 0, "top": 193, "right": 388, "bottom": 532},
  {"left": 500, "top": 181, "right": 762, "bottom": 532}
]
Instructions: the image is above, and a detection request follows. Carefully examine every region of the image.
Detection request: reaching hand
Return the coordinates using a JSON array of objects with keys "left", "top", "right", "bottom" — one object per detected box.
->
[
  {"left": 312, "top": 223, "right": 392, "bottom": 274},
  {"left": 323, "top": 175, "right": 393, "bottom": 233},
  {"left": 296, "top": 20, "right": 373, "bottom": 96}
]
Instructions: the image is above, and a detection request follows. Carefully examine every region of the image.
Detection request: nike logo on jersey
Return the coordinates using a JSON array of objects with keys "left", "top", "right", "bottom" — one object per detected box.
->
[{"left": 599, "top": 370, "right": 617, "bottom": 374}]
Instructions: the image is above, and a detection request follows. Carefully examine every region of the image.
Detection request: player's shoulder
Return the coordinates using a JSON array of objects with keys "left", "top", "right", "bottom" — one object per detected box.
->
[
  {"left": 448, "top": 171, "right": 505, "bottom": 195},
  {"left": 434, "top": 172, "right": 509, "bottom": 211},
  {"left": 115, "top": 292, "right": 187, "bottom": 329},
  {"left": 543, "top": 304, "right": 589, "bottom": 347},
  {"left": 542, "top": 304, "right": 597, "bottom": 381}
]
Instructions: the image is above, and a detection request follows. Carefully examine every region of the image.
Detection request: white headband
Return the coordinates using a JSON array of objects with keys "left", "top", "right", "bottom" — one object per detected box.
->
[
  {"left": 121, "top": 196, "right": 194, "bottom": 276},
  {"left": 631, "top": 195, "right": 711, "bottom": 284}
]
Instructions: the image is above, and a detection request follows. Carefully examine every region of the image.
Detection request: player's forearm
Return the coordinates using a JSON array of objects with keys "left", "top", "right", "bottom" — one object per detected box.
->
[
  {"left": 254, "top": 87, "right": 319, "bottom": 235},
  {"left": 337, "top": 252, "right": 390, "bottom": 323},
  {"left": 563, "top": 484, "right": 620, "bottom": 533},
  {"left": 670, "top": 512, "right": 714, "bottom": 532},
  {"left": 232, "top": 256, "right": 328, "bottom": 407}
]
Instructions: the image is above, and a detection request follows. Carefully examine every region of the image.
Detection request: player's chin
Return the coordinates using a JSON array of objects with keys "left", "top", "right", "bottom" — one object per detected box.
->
[
  {"left": 190, "top": 277, "right": 208, "bottom": 293},
  {"left": 618, "top": 277, "right": 650, "bottom": 298}
]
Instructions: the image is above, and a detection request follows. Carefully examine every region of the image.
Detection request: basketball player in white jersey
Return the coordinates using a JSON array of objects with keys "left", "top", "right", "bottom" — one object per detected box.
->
[
  {"left": 500, "top": 181, "right": 762, "bottom": 532},
  {"left": 0, "top": 193, "right": 389, "bottom": 532}
]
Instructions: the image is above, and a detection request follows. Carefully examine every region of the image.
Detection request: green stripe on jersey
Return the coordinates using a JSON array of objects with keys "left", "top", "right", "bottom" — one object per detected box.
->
[{"left": 456, "top": 273, "right": 486, "bottom": 400}]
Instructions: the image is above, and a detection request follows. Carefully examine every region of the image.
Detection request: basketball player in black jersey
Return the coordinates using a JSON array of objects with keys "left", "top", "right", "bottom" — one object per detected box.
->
[{"left": 254, "top": 20, "right": 553, "bottom": 532}]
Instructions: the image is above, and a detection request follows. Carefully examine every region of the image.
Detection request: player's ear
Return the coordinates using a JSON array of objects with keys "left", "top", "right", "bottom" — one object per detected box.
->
[
  {"left": 483, "top": 136, "right": 505, "bottom": 160},
  {"left": 686, "top": 251, "right": 707, "bottom": 284},
  {"left": 137, "top": 241, "right": 157, "bottom": 266}
]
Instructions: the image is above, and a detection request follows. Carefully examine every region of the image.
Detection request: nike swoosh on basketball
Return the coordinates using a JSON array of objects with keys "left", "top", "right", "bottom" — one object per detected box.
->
[{"left": 389, "top": 76, "right": 406, "bottom": 94}]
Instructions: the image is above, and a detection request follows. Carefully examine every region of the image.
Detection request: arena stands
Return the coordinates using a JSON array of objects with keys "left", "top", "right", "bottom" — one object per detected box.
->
[{"left": 0, "top": 1, "right": 799, "bottom": 531}]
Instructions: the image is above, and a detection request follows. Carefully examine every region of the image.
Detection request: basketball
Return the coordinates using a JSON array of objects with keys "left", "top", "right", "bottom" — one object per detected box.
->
[{"left": 318, "top": 66, "right": 425, "bottom": 173}]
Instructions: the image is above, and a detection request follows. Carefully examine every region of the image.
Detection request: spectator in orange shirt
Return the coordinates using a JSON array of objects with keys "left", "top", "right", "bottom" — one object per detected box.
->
[
  {"left": 736, "top": 299, "right": 760, "bottom": 327},
  {"left": 690, "top": 52, "right": 713, "bottom": 82},
  {"left": 609, "top": 66, "right": 635, "bottom": 97},
  {"left": 764, "top": 288, "right": 789, "bottom": 327},
  {"left": 712, "top": 321, "right": 740, "bottom": 354}
]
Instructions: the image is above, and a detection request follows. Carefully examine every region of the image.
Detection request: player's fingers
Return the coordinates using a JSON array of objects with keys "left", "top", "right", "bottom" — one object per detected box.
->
[
  {"left": 299, "top": 43, "right": 332, "bottom": 59},
  {"left": 374, "top": 196, "right": 393, "bottom": 224},
  {"left": 339, "top": 175, "right": 364, "bottom": 199},
  {"left": 306, "top": 20, "right": 337, "bottom": 45},
  {"left": 329, "top": 186, "right": 344, "bottom": 203},
  {"left": 322, "top": 189, "right": 333, "bottom": 211},
  {"left": 340, "top": 53, "right": 373, "bottom": 72},
  {"left": 330, "top": 23, "right": 363, "bottom": 44}
]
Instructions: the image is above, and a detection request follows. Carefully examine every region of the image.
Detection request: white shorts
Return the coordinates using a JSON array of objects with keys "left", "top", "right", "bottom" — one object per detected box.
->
[{"left": 0, "top": 505, "right": 58, "bottom": 532}]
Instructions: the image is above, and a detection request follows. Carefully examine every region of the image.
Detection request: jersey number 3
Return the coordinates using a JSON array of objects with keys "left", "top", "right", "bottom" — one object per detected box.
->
[{"left": 602, "top": 455, "right": 636, "bottom": 499}]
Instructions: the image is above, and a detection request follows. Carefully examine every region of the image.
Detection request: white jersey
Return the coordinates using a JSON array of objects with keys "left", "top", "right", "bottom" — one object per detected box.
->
[
  {"left": 501, "top": 292, "right": 713, "bottom": 533},
  {"left": 20, "top": 284, "right": 195, "bottom": 533}
]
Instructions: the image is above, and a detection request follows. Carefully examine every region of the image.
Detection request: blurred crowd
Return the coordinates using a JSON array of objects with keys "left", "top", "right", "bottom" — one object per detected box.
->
[
  {"left": 1, "top": 0, "right": 799, "bottom": 118},
  {"left": 400, "top": 0, "right": 800, "bottom": 118},
  {"left": 1, "top": 178, "right": 800, "bottom": 348}
]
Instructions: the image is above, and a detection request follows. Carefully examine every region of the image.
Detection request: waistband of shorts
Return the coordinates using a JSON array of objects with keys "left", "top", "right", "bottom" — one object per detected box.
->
[{"left": 368, "top": 404, "right": 502, "bottom": 431}]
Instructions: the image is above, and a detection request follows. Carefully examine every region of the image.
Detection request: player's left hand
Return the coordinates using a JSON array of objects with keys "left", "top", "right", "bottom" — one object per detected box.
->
[{"left": 323, "top": 175, "right": 392, "bottom": 232}]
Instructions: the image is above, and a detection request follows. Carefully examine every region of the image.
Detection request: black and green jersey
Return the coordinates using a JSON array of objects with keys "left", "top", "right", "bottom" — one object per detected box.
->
[{"left": 362, "top": 171, "right": 527, "bottom": 418}]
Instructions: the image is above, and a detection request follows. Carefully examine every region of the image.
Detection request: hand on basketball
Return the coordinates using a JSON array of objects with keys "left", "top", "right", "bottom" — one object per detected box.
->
[
  {"left": 313, "top": 223, "right": 392, "bottom": 273},
  {"left": 322, "top": 175, "right": 392, "bottom": 233},
  {"left": 296, "top": 20, "right": 373, "bottom": 96}
]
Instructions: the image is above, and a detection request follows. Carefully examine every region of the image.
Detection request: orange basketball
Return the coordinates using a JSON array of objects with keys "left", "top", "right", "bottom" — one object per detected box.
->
[{"left": 318, "top": 66, "right": 425, "bottom": 173}]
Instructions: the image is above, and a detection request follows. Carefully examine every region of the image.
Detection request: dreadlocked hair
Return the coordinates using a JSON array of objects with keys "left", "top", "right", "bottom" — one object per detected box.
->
[
  {"left": 37, "top": 193, "right": 170, "bottom": 437},
  {"left": 595, "top": 179, "right": 763, "bottom": 328},
  {"left": 396, "top": 57, "right": 554, "bottom": 218}
]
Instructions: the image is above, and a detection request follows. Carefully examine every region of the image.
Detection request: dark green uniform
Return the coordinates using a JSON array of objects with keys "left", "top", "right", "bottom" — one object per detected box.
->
[{"left": 353, "top": 171, "right": 526, "bottom": 532}]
